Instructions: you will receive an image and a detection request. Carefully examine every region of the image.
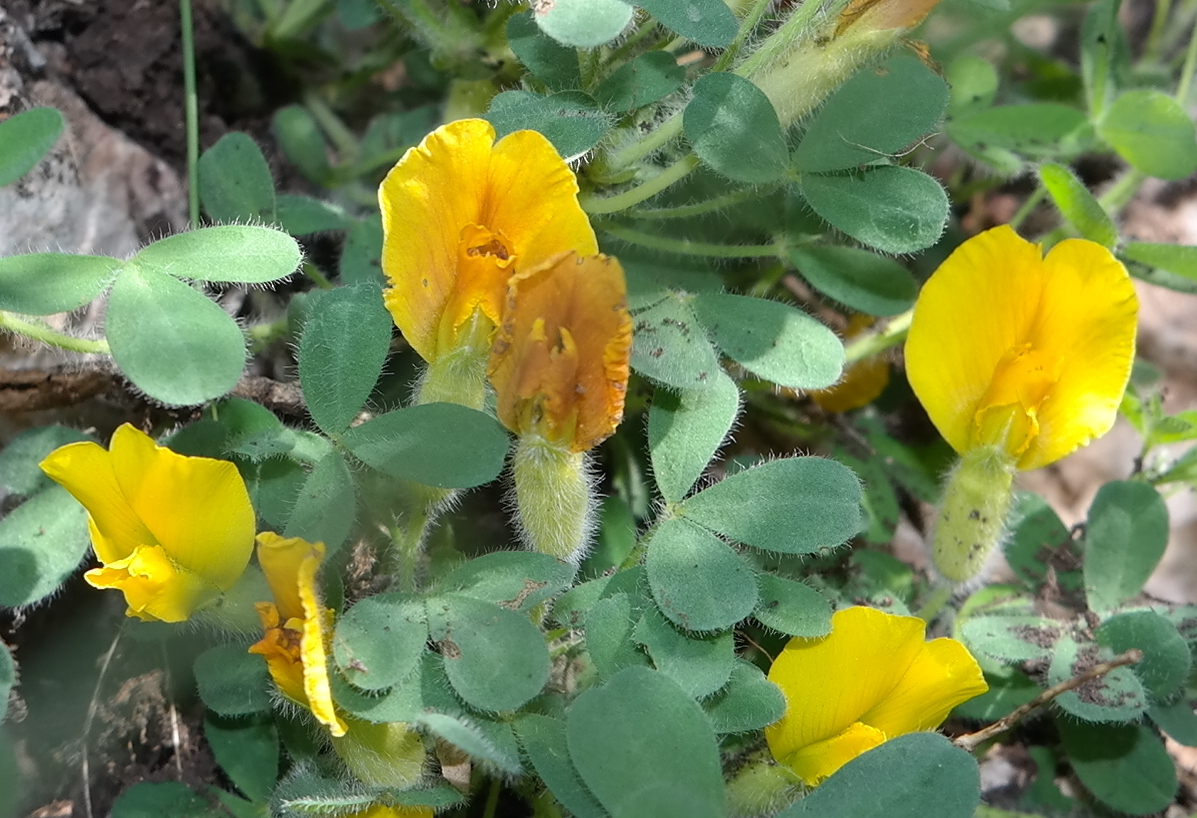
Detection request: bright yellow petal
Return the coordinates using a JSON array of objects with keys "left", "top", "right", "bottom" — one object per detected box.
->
[
  {"left": 784, "top": 721, "right": 887, "bottom": 785},
  {"left": 381, "top": 119, "right": 494, "bottom": 363},
  {"left": 860, "top": 637, "right": 989, "bottom": 736},
  {"left": 256, "top": 532, "right": 320, "bottom": 622},
  {"left": 84, "top": 544, "right": 216, "bottom": 622},
  {"left": 346, "top": 805, "right": 434, "bottom": 818},
  {"left": 40, "top": 438, "right": 154, "bottom": 563},
  {"left": 764, "top": 607, "right": 926, "bottom": 765},
  {"left": 1017, "top": 239, "right": 1137, "bottom": 470},
  {"left": 107, "top": 424, "right": 255, "bottom": 590},
  {"left": 906, "top": 226, "right": 1046, "bottom": 456},
  {"left": 489, "top": 253, "right": 632, "bottom": 451},
  {"left": 379, "top": 119, "right": 597, "bottom": 365},
  {"left": 487, "top": 129, "right": 597, "bottom": 271},
  {"left": 297, "top": 547, "right": 347, "bottom": 737}
]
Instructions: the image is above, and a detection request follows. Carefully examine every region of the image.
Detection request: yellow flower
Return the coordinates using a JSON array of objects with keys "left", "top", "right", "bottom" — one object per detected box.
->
[
  {"left": 488, "top": 252, "right": 633, "bottom": 453},
  {"left": 766, "top": 606, "right": 987, "bottom": 785},
  {"left": 379, "top": 118, "right": 598, "bottom": 368},
  {"left": 346, "top": 806, "right": 433, "bottom": 818},
  {"left": 39, "top": 424, "right": 255, "bottom": 623},
  {"left": 249, "top": 532, "right": 347, "bottom": 737},
  {"left": 906, "top": 225, "right": 1138, "bottom": 471}
]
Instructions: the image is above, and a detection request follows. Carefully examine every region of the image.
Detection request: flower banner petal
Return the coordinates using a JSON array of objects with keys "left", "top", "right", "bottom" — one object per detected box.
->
[
  {"left": 84, "top": 544, "right": 215, "bottom": 623},
  {"left": 860, "top": 637, "right": 988, "bottom": 736},
  {"left": 785, "top": 721, "right": 887, "bottom": 784},
  {"left": 108, "top": 424, "right": 255, "bottom": 590},
  {"left": 256, "top": 532, "right": 318, "bottom": 622}
]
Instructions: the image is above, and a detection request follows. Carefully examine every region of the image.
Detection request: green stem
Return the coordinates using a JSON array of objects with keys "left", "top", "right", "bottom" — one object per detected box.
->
[
  {"left": 386, "top": 511, "right": 426, "bottom": 594},
  {"left": 303, "top": 262, "right": 335, "bottom": 289},
  {"left": 1145, "top": 0, "right": 1174, "bottom": 63},
  {"left": 304, "top": 92, "right": 359, "bottom": 163},
  {"left": 843, "top": 309, "right": 912, "bottom": 365},
  {"left": 711, "top": 0, "right": 775, "bottom": 72},
  {"left": 1175, "top": 16, "right": 1197, "bottom": 104},
  {"left": 180, "top": 0, "right": 200, "bottom": 228},
  {"left": 630, "top": 184, "right": 775, "bottom": 220},
  {"left": 248, "top": 318, "right": 289, "bottom": 352},
  {"left": 0, "top": 312, "right": 110, "bottom": 354},
  {"left": 582, "top": 154, "right": 700, "bottom": 214},
  {"left": 1008, "top": 185, "right": 1046, "bottom": 231},
  {"left": 1097, "top": 168, "right": 1146, "bottom": 215},
  {"left": 482, "top": 777, "right": 502, "bottom": 818},
  {"left": 736, "top": 0, "right": 850, "bottom": 80},
  {"left": 916, "top": 581, "right": 954, "bottom": 623},
  {"left": 606, "top": 115, "right": 684, "bottom": 170},
  {"left": 601, "top": 20, "right": 664, "bottom": 75},
  {"left": 602, "top": 224, "right": 782, "bottom": 258}
]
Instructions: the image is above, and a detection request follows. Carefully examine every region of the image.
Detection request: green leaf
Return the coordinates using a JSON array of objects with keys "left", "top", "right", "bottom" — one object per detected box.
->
[
  {"left": 110, "top": 782, "right": 215, "bottom": 818},
  {"left": 197, "top": 132, "right": 276, "bottom": 224},
  {"left": 691, "top": 292, "right": 843, "bottom": 389},
  {"left": 634, "top": 606, "right": 735, "bottom": 697},
  {"left": 507, "top": 12, "right": 581, "bottom": 91},
  {"left": 0, "top": 644, "right": 14, "bottom": 723},
  {"left": 567, "top": 667, "right": 725, "bottom": 815},
  {"left": 948, "top": 104, "right": 1091, "bottom": 173},
  {"left": 1059, "top": 720, "right": 1176, "bottom": 815},
  {"left": 204, "top": 714, "right": 279, "bottom": 803},
  {"left": 0, "top": 253, "right": 118, "bottom": 315},
  {"left": 283, "top": 450, "right": 356, "bottom": 553},
  {"left": 646, "top": 517, "right": 758, "bottom": 632},
  {"left": 595, "top": 51, "right": 685, "bottom": 113},
  {"left": 1039, "top": 162, "right": 1118, "bottom": 248},
  {"left": 787, "top": 246, "right": 917, "bottom": 316},
  {"left": 435, "top": 551, "right": 576, "bottom": 612},
  {"left": 702, "top": 659, "right": 785, "bottom": 734},
  {"left": 273, "top": 105, "right": 331, "bottom": 185},
  {"left": 133, "top": 225, "right": 301, "bottom": 284},
  {"left": 0, "top": 730, "right": 15, "bottom": 816},
  {"left": 835, "top": 450, "right": 900, "bottom": 545},
  {"left": 415, "top": 712, "right": 523, "bottom": 775},
  {"left": 647, "top": 374, "right": 740, "bottom": 503},
  {"left": 953, "top": 671, "right": 1040, "bottom": 722},
  {"left": 331, "top": 650, "right": 456, "bottom": 724},
  {"left": 779, "top": 733, "right": 980, "bottom": 818},
  {"left": 622, "top": 0, "right": 736, "bottom": 47},
  {"left": 586, "top": 593, "right": 651, "bottom": 680},
  {"left": 216, "top": 398, "right": 297, "bottom": 461},
  {"left": 1096, "top": 610, "right": 1190, "bottom": 699},
  {"left": 533, "top": 0, "right": 633, "bottom": 48},
  {"left": 679, "top": 457, "right": 862, "bottom": 554},
  {"left": 631, "top": 294, "right": 722, "bottom": 390},
  {"left": 1004, "top": 492, "right": 1073, "bottom": 590},
  {"left": 946, "top": 56, "right": 998, "bottom": 118},
  {"left": 1081, "top": 0, "right": 1128, "bottom": 117},
  {"left": 1098, "top": 90, "right": 1197, "bottom": 180},
  {"left": 753, "top": 574, "right": 832, "bottom": 637},
  {"left": 1148, "top": 699, "right": 1197, "bottom": 746},
  {"left": 0, "top": 425, "right": 92, "bottom": 495},
  {"left": 298, "top": 283, "right": 392, "bottom": 435},
  {"left": 1084, "top": 481, "right": 1169, "bottom": 614},
  {"left": 275, "top": 194, "right": 350, "bottom": 236},
  {"left": 0, "top": 486, "right": 90, "bottom": 607},
  {"left": 960, "top": 614, "right": 1063, "bottom": 663},
  {"left": 342, "top": 403, "right": 510, "bottom": 488},
  {"left": 800, "top": 166, "right": 949, "bottom": 254},
  {"left": 195, "top": 644, "right": 272, "bottom": 716},
  {"left": 1050, "top": 633, "right": 1147, "bottom": 722},
  {"left": 0, "top": 107, "right": 64, "bottom": 187},
  {"left": 341, "top": 214, "right": 385, "bottom": 286},
  {"left": 1122, "top": 241, "right": 1197, "bottom": 287},
  {"left": 334, "top": 593, "right": 428, "bottom": 691},
  {"left": 793, "top": 53, "right": 949, "bottom": 173},
  {"left": 513, "top": 714, "right": 606, "bottom": 818},
  {"left": 685, "top": 73, "right": 788, "bottom": 184},
  {"left": 486, "top": 90, "right": 612, "bottom": 158},
  {"left": 426, "top": 594, "right": 550, "bottom": 712}
]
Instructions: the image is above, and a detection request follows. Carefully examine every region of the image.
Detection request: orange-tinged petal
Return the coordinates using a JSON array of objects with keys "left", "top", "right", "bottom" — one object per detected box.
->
[
  {"left": 765, "top": 607, "right": 926, "bottom": 764},
  {"left": 40, "top": 438, "right": 154, "bottom": 563},
  {"left": 256, "top": 532, "right": 318, "bottom": 622},
  {"left": 861, "top": 637, "right": 988, "bottom": 736},
  {"left": 489, "top": 252, "right": 632, "bottom": 452},
  {"left": 905, "top": 226, "right": 1137, "bottom": 469},
  {"left": 249, "top": 602, "right": 307, "bottom": 704},
  {"left": 380, "top": 119, "right": 596, "bottom": 364},
  {"left": 906, "top": 226, "right": 1044, "bottom": 457},
  {"left": 811, "top": 316, "right": 891, "bottom": 412},
  {"left": 84, "top": 544, "right": 216, "bottom": 623},
  {"left": 107, "top": 424, "right": 255, "bottom": 590},
  {"left": 784, "top": 721, "right": 887, "bottom": 785},
  {"left": 1018, "top": 238, "right": 1137, "bottom": 470}
]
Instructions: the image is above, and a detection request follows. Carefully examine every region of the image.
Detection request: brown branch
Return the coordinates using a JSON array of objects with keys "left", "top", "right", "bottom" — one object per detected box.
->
[{"left": 953, "top": 649, "right": 1144, "bottom": 753}]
